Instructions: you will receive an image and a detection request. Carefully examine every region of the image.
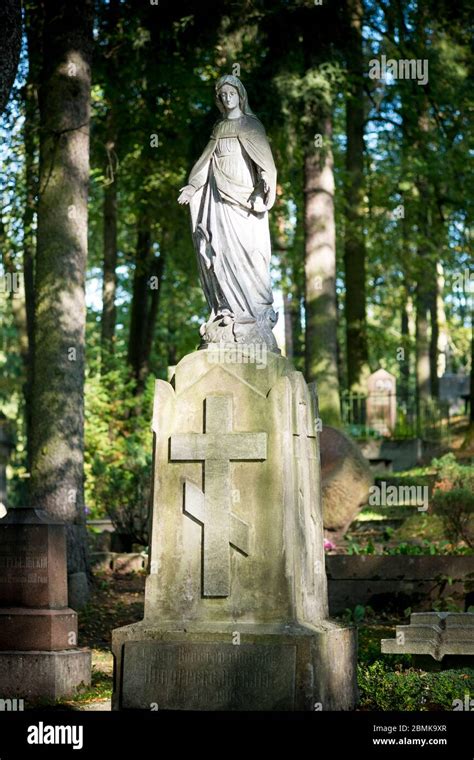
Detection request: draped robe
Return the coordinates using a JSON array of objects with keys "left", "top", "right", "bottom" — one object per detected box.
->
[{"left": 188, "top": 115, "right": 277, "bottom": 327}]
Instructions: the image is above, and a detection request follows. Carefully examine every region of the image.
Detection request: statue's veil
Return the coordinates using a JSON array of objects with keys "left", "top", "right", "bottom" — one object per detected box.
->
[{"left": 215, "top": 75, "right": 259, "bottom": 120}]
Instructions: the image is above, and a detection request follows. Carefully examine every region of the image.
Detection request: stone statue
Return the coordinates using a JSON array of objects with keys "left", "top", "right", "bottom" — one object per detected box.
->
[
  {"left": 178, "top": 75, "right": 279, "bottom": 352},
  {"left": 113, "top": 77, "right": 358, "bottom": 711}
]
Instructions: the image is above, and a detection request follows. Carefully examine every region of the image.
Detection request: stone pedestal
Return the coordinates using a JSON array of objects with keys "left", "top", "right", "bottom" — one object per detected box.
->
[
  {"left": 113, "top": 350, "right": 357, "bottom": 710},
  {"left": 0, "top": 507, "right": 91, "bottom": 700}
]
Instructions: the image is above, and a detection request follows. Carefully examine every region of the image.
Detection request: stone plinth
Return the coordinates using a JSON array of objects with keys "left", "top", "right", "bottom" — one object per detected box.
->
[
  {"left": 0, "top": 507, "right": 90, "bottom": 700},
  {"left": 381, "top": 612, "right": 474, "bottom": 661},
  {"left": 0, "top": 650, "right": 90, "bottom": 700},
  {"left": 113, "top": 350, "right": 357, "bottom": 711}
]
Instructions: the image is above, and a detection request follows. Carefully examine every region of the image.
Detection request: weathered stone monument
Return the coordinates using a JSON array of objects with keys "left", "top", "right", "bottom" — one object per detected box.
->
[
  {"left": 381, "top": 612, "right": 474, "bottom": 666},
  {"left": 112, "top": 75, "right": 357, "bottom": 711},
  {"left": 366, "top": 368, "right": 397, "bottom": 436},
  {"left": 0, "top": 507, "right": 91, "bottom": 700},
  {"left": 113, "top": 351, "right": 357, "bottom": 710}
]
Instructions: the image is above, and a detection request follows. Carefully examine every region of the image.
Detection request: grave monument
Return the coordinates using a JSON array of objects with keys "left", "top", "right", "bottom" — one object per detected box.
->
[
  {"left": 366, "top": 368, "right": 397, "bottom": 436},
  {"left": 112, "top": 75, "right": 357, "bottom": 710},
  {"left": 0, "top": 507, "right": 91, "bottom": 700}
]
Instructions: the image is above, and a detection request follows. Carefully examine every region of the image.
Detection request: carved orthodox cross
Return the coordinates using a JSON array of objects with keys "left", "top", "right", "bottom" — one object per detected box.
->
[{"left": 170, "top": 395, "right": 266, "bottom": 597}]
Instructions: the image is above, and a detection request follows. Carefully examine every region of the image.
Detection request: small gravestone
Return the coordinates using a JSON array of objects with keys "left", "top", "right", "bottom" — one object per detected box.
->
[
  {"left": 381, "top": 612, "right": 474, "bottom": 665},
  {"left": 0, "top": 507, "right": 91, "bottom": 700},
  {"left": 366, "top": 368, "right": 397, "bottom": 436}
]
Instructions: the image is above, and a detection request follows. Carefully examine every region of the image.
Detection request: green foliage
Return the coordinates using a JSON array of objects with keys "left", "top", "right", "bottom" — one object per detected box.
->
[
  {"left": 346, "top": 537, "right": 470, "bottom": 556},
  {"left": 358, "top": 661, "right": 474, "bottom": 711},
  {"left": 342, "top": 604, "right": 373, "bottom": 625},
  {"left": 84, "top": 368, "right": 154, "bottom": 544},
  {"left": 431, "top": 454, "right": 474, "bottom": 548}
]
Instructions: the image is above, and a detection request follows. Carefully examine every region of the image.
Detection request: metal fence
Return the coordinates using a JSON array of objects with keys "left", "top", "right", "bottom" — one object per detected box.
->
[{"left": 341, "top": 392, "right": 451, "bottom": 441}]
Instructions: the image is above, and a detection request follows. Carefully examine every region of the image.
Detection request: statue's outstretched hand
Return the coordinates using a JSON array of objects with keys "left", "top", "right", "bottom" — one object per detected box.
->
[{"left": 178, "top": 185, "right": 196, "bottom": 205}]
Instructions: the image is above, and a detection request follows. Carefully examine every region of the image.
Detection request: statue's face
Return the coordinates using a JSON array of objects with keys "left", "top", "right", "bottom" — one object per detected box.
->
[{"left": 219, "top": 84, "right": 239, "bottom": 111}]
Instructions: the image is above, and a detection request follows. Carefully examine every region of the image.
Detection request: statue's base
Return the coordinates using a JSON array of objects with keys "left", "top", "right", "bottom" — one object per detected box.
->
[
  {"left": 198, "top": 307, "right": 280, "bottom": 353},
  {"left": 112, "top": 621, "right": 358, "bottom": 711}
]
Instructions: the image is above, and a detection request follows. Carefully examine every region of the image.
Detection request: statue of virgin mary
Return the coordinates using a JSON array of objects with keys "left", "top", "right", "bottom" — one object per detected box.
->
[{"left": 178, "top": 75, "right": 279, "bottom": 352}]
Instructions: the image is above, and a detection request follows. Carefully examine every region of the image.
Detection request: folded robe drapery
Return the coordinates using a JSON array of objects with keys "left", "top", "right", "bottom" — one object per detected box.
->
[{"left": 188, "top": 115, "right": 277, "bottom": 324}]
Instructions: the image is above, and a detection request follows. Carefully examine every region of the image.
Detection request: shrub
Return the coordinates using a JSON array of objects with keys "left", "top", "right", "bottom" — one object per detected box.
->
[
  {"left": 431, "top": 454, "right": 474, "bottom": 548},
  {"left": 84, "top": 369, "right": 154, "bottom": 545},
  {"left": 358, "top": 661, "right": 474, "bottom": 711}
]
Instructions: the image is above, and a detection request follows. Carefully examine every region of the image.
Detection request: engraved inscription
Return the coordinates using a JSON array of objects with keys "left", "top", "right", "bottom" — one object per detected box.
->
[
  {"left": 122, "top": 643, "right": 296, "bottom": 711},
  {"left": 0, "top": 550, "right": 48, "bottom": 584}
]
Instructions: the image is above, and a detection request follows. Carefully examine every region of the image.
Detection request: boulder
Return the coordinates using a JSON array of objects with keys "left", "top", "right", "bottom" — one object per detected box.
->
[{"left": 321, "top": 426, "right": 373, "bottom": 536}]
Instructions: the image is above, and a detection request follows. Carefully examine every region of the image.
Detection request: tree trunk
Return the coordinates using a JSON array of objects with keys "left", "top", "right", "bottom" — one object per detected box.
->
[
  {"left": 22, "top": 0, "right": 43, "bottom": 472},
  {"left": 282, "top": 292, "right": 294, "bottom": 361},
  {"left": 100, "top": 140, "right": 118, "bottom": 368},
  {"left": 100, "top": 0, "right": 121, "bottom": 371},
  {"left": 414, "top": 102, "right": 433, "bottom": 425},
  {"left": 289, "top": 267, "right": 303, "bottom": 368},
  {"left": 127, "top": 211, "right": 165, "bottom": 391},
  {"left": 304, "top": 115, "right": 341, "bottom": 426},
  {"left": 0, "top": 0, "right": 21, "bottom": 115},
  {"left": 429, "top": 278, "right": 439, "bottom": 398},
  {"left": 127, "top": 214, "right": 152, "bottom": 386},
  {"left": 415, "top": 273, "right": 431, "bottom": 423},
  {"left": 344, "top": 0, "right": 369, "bottom": 391},
  {"left": 142, "top": 251, "right": 165, "bottom": 374},
  {"left": 273, "top": 187, "right": 294, "bottom": 360},
  {"left": 400, "top": 298, "right": 410, "bottom": 400},
  {"left": 30, "top": 0, "right": 93, "bottom": 586}
]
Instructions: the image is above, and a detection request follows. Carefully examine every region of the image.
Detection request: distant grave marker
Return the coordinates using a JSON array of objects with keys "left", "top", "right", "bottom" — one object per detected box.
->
[{"left": 366, "top": 368, "right": 397, "bottom": 436}]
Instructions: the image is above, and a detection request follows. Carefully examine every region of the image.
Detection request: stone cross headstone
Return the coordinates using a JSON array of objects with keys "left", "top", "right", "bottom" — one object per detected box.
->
[
  {"left": 366, "top": 368, "right": 397, "bottom": 436},
  {"left": 0, "top": 507, "right": 91, "bottom": 700},
  {"left": 113, "top": 350, "right": 357, "bottom": 711}
]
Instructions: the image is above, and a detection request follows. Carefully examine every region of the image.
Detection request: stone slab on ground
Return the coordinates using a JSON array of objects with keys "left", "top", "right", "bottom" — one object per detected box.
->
[{"left": 381, "top": 612, "right": 474, "bottom": 661}]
